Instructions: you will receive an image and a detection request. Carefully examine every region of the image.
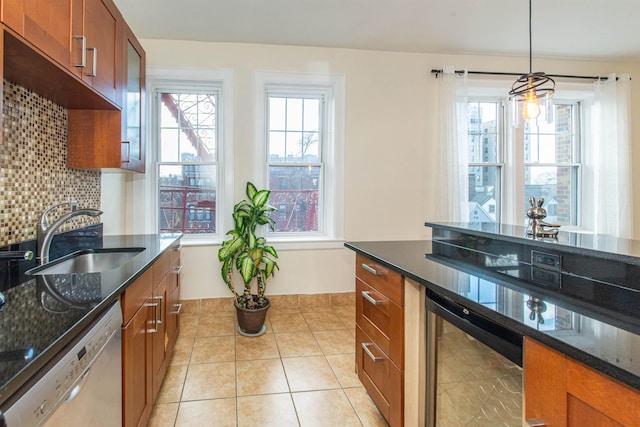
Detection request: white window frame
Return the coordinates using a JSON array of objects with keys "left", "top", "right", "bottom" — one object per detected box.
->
[
  {"left": 144, "top": 68, "right": 234, "bottom": 245},
  {"left": 254, "top": 71, "right": 345, "bottom": 249}
]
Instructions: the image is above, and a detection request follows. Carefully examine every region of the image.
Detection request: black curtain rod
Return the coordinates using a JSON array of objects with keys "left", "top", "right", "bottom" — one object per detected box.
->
[{"left": 430, "top": 69, "right": 609, "bottom": 81}]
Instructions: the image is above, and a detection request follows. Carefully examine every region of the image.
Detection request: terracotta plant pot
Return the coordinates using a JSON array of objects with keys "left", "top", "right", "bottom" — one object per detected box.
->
[{"left": 234, "top": 296, "right": 270, "bottom": 336}]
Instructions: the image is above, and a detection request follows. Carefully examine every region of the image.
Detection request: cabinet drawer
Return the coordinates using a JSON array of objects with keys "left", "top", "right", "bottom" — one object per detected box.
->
[
  {"left": 356, "top": 254, "right": 403, "bottom": 306},
  {"left": 121, "top": 268, "right": 153, "bottom": 325},
  {"left": 153, "top": 249, "right": 172, "bottom": 285},
  {"left": 356, "top": 278, "right": 404, "bottom": 368},
  {"left": 356, "top": 325, "right": 403, "bottom": 427}
]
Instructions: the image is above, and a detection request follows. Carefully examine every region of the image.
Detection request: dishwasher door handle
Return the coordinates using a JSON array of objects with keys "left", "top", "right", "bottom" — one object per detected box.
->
[{"left": 64, "top": 367, "right": 91, "bottom": 403}]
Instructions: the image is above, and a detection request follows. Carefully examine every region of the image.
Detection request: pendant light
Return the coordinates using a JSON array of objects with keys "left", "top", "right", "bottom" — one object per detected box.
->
[{"left": 509, "top": 0, "right": 555, "bottom": 126}]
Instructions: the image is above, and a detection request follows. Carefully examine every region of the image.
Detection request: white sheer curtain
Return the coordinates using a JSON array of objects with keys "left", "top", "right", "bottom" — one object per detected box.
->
[
  {"left": 587, "top": 73, "right": 633, "bottom": 238},
  {"left": 434, "top": 66, "right": 469, "bottom": 222}
]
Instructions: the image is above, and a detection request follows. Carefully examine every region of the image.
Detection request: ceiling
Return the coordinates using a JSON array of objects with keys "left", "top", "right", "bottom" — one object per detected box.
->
[{"left": 113, "top": 0, "right": 640, "bottom": 62}]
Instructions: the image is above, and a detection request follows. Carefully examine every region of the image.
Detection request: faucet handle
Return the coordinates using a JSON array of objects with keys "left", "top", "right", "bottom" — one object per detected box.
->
[{"left": 40, "top": 200, "right": 78, "bottom": 228}]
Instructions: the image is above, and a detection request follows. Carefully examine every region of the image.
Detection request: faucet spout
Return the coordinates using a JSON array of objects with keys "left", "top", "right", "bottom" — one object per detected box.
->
[{"left": 37, "top": 207, "right": 102, "bottom": 265}]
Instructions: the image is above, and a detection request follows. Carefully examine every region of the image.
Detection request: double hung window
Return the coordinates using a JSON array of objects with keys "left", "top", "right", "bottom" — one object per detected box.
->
[
  {"left": 256, "top": 71, "right": 345, "bottom": 243},
  {"left": 464, "top": 98, "right": 582, "bottom": 226},
  {"left": 266, "top": 93, "right": 323, "bottom": 234}
]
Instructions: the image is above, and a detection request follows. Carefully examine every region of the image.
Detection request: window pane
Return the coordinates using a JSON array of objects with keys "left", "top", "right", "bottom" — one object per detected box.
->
[
  {"left": 268, "top": 166, "right": 321, "bottom": 232},
  {"left": 285, "top": 131, "right": 304, "bottom": 161},
  {"left": 468, "top": 101, "right": 499, "bottom": 163},
  {"left": 525, "top": 166, "right": 577, "bottom": 225},
  {"left": 158, "top": 164, "right": 217, "bottom": 233},
  {"left": 269, "top": 97, "right": 286, "bottom": 130},
  {"left": 303, "top": 99, "right": 320, "bottom": 131},
  {"left": 468, "top": 165, "right": 500, "bottom": 223},
  {"left": 286, "top": 98, "right": 303, "bottom": 131},
  {"left": 159, "top": 128, "right": 180, "bottom": 162},
  {"left": 301, "top": 132, "right": 320, "bottom": 161},
  {"left": 159, "top": 93, "right": 217, "bottom": 162},
  {"left": 268, "top": 131, "right": 286, "bottom": 160},
  {"left": 525, "top": 104, "right": 574, "bottom": 164}
]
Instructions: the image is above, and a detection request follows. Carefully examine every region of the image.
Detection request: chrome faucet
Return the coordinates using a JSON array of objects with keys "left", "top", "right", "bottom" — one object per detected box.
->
[{"left": 37, "top": 201, "right": 103, "bottom": 265}]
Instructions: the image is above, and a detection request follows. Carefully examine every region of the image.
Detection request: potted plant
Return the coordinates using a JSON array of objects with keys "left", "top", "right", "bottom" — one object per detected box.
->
[{"left": 218, "top": 182, "right": 279, "bottom": 336}]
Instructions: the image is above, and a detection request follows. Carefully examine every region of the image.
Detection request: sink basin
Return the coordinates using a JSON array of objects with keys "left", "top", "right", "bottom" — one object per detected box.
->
[{"left": 27, "top": 248, "right": 146, "bottom": 275}]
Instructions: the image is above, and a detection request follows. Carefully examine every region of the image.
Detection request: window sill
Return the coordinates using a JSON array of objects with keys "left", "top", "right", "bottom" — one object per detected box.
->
[{"left": 179, "top": 234, "right": 346, "bottom": 250}]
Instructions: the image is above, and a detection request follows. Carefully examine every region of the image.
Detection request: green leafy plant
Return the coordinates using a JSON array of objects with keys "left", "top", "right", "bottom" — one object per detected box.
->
[{"left": 218, "top": 182, "right": 279, "bottom": 308}]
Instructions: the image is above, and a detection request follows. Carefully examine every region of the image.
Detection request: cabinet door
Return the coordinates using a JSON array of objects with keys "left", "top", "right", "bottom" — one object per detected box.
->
[
  {"left": 524, "top": 338, "right": 640, "bottom": 427},
  {"left": 121, "top": 24, "right": 145, "bottom": 172},
  {"left": 83, "top": 0, "right": 119, "bottom": 103},
  {"left": 151, "top": 275, "right": 170, "bottom": 401},
  {"left": 4, "top": 0, "right": 73, "bottom": 67},
  {"left": 122, "top": 303, "right": 153, "bottom": 427}
]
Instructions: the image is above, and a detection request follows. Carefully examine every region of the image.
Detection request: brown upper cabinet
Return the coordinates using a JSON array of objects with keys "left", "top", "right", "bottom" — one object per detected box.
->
[
  {"left": 3, "top": 0, "right": 120, "bottom": 105},
  {"left": 72, "top": 0, "right": 120, "bottom": 105},
  {"left": 2, "top": 1, "right": 74, "bottom": 69},
  {"left": 1, "top": 0, "right": 147, "bottom": 172}
]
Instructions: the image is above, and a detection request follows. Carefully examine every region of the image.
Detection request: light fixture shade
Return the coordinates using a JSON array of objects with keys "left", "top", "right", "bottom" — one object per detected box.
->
[{"left": 510, "top": 77, "right": 555, "bottom": 128}]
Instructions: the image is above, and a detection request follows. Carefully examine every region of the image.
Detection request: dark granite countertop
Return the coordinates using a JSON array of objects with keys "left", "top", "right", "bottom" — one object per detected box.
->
[
  {"left": 0, "top": 233, "right": 182, "bottom": 407},
  {"left": 345, "top": 239, "right": 640, "bottom": 391}
]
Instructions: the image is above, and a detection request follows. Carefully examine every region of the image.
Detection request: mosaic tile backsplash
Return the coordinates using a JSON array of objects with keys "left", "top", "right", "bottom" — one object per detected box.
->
[{"left": 1, "top": 80, "right": 101, "bottom": 246}]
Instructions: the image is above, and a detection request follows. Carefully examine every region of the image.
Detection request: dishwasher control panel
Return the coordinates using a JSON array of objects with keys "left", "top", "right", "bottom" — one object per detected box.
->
[{"left": 2, "top": 302, "right": 122, "bottom": 427}]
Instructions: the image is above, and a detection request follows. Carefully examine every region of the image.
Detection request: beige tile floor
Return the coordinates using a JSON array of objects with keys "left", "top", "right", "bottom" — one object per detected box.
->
[{"left": 147, "top": 297, "right": 389, "bottom": 427}]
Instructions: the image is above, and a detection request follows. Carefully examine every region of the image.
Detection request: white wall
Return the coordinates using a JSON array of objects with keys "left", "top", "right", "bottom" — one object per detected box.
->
[{"left": 103, "top": 40, "right": 640, "bottom": 299}]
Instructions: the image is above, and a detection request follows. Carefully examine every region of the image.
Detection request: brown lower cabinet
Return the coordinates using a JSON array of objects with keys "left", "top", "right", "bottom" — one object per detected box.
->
[
  {"left": 354, "top": 253, "right": 404, "bottom": 427},
  {"left": 122, "top": 242, "right": 181, "bottom": 427},
  {"left": 525, "top": 337, "right": 640, "bottom": 427}
]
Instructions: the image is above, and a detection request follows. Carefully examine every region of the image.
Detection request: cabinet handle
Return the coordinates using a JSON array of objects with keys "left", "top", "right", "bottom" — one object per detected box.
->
[
  {"left": 173, "top": 265, "right": 183, "bottom": 275},
  {"left": 361, "top": 263, "right": 382, "bottom": 275},
  {"left": 173, "top": 244, "right": 182, "bottom": 252},
  {"left": 146, "top": 302, "right": 159, "bottom": 333},
  {"left": 170, "top": 303, "right": 183, "bottom": 316},
  {"left": 525, "top": 419, "right": 545, "bottom": 427},
  {"left": 362, "top": 342, "right": 384, "bottom": 362},
  {"left": 73, "top": 35, "right": 87, "bottom": 68},
  {"left": 154, "top": 295, "right": 164, "bottom": 324},
  {"left": 85, "top": 47, "right": 97, "bottom": 77},
  {"left": 362, "top": 291, "right": 383, "bottom": 306},
  {"left": 121, "top": 141, "right": 130, "bottom": 162}
]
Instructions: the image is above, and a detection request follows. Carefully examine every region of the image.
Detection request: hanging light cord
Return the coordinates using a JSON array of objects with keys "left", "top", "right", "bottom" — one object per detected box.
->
[{"left": 528, "top": 0, "right": 533, "bottom": 74}]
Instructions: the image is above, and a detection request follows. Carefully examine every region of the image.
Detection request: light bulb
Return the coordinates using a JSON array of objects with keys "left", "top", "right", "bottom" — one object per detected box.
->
[{"left": 523, "top": 91, "right": 540, "bottom": 120}]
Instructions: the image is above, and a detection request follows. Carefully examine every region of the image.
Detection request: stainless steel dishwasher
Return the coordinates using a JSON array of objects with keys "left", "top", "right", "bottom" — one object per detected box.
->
[{"left": 3, "top": 302, "right": 122, "bottom": 427}]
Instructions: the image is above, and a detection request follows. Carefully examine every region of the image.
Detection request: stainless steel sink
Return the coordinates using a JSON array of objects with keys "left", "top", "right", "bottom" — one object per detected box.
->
[{"left": 27, "top": 248, "right": 146, "bottom": 275}]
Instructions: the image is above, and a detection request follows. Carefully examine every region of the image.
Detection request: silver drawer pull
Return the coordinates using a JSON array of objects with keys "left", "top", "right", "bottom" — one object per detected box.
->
[
  {"left": 170, "top": 303, "right": 183, "bottom": 315},
  {"left": 146, "top": 302, "right": 159, "bottom": 333},
  {"left": 85, "top": 47, "right": 97, "bottom": 77},
  {"left": 362, "top": 342, "right": 384, "bottom": 362},
  {"left": 73, "top": 35, "right": 86, "bottom": 67},
  {"left": 525, "top": 419, "right": 545, "bottom": 427},
  {"left": 173, "top": 265, "right": 183, "bottom": 274},
  {"left": 173, "top": 244, "right": 182, "bottom": 252},
  {"left": 362, "top": 291, "right": 383, "bottom": 306},
  {"left": 361, "top": 263, "right": 382, "bottom": 275}
]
